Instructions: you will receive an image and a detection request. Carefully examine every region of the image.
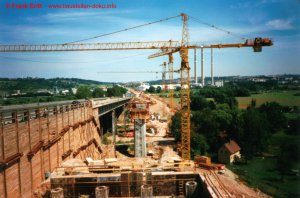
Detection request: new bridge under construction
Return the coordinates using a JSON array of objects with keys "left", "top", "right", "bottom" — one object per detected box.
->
[{"left": 0, "top": 13, "right": 273, "bottom": 198}]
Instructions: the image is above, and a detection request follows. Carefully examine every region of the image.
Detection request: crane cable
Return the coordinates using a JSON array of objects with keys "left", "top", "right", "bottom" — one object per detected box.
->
[
  {"left": 98, "top": 71, "right": 160, "bottom": 74},
  {"left": 0, "top": 51, "right": 153, "bottom": 64},
  {"left": 97, "top": 69, "right": 180, "bottom": 74},
  {"left": 189, "top": 15, "right": 249, "bottom": 40},
  {"left": 64, "top": 14, "right": 181, "bottom": 44}
]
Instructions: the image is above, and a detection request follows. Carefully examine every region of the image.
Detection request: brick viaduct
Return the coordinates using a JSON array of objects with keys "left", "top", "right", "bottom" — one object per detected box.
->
[{"left": 0, "top": 98, "right": 130, "bottom": 198}]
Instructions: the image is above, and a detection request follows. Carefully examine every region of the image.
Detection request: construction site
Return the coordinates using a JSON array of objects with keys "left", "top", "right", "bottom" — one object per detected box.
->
[{"left": 0, "top": 13, "right": 274, "bottom": 198}]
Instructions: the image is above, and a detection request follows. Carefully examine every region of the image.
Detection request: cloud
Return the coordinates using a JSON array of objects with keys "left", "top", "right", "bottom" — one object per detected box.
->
[
  {"left": 25, "top": 9, "right": 137, "bottom": 24},
  {"left": 266, "top": 19, "right": 293, "bottom": 30},
  {"left": 2, "top": 10, "right": 266, "bottom": 45},
  {"left": 1, "top": 11, "right": 267, "bottom": 46},
  {"left": 230, "top": 0, "right": 281, "bottom": 9}
]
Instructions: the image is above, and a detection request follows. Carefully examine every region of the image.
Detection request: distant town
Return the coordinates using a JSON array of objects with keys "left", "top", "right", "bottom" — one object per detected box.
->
[{"left": 0, "top": 74, "right": 299, "bottom": 106}]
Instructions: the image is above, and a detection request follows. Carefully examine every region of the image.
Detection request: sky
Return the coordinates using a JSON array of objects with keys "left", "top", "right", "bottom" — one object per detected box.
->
[{"left": 0, "top": 0, "right": 299, "bottom": 82}]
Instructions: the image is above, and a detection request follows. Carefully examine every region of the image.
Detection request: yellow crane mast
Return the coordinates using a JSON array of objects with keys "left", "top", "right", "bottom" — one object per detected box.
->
[
  {"left": 179, "top": 13, "right": 191, "bottom": 160},
  {"left": 168, "top": 53, "right": 175, "bottom": 112}
]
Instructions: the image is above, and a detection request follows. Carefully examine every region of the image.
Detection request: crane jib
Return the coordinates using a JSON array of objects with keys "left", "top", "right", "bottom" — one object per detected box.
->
[{"left": 0, "top": 41, "right": 181, "bottom": 52}]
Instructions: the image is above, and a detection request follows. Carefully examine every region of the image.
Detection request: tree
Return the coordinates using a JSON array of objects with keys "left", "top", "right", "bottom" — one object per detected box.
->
[
  {"left": 191, "top": 132, "right": 209, "bottom": 157},
  {"left": 93, "top": 87, "right": 105, "bottom": 98},
  {"left": 213, "top": 92, "right": 227, "bottom": 104},
  {"left": 191, "top": 109, "right": 220, "bottom": 152},
  {"left": 259, "top": 102, "right": 287, "bottom": 133},
  {"left": 146, "top": 86, "right": 156, "bottom": 93},
  {"left": 191, "top": 95, "right": 209, "bottom": 111},
  {"left": 286, "top": 116, "right": 300, "bottom": 135},
  {"left": 241, "top": 108, "right": 270, "bottom": 159},
  {"left": 227, "top": 109, "right": 244, "bottom": 143},
  {"left": 212, "top": 104, "right": 233, "bottom": 131},
  {"left": 277, "top": 139, "right": 300, "bottom": 180},
  {"left": 250, "top": 98, "right": 257, "bottom": 108},
  {"left": 156, "top": 86, "right": 162, "bottom": 93},
  {"left": 170, "top": 112, "right": 181, "bottom": 141},
  {"left": 226, "top": 97, "right": 238, "bottom": 109},
  {"left": 76, "top": 86, "right": 92, "bottom": 99},
  {"left": 106, "top": 85, "right": 127, "bottom": 97}
]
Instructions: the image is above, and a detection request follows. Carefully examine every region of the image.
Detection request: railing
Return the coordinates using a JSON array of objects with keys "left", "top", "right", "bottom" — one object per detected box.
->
[{"left": 0, "top": 97, "right": 131, "bottom": 125}]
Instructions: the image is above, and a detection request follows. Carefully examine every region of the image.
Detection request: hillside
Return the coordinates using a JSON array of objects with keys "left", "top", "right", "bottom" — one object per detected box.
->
[{"left": 0, "top": 77, "right": 109, "bottom": 95}]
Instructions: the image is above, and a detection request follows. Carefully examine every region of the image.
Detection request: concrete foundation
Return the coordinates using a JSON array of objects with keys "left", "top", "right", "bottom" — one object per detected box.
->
[{"left": 50, "top": 171, "right": 209, "bottom": 198}]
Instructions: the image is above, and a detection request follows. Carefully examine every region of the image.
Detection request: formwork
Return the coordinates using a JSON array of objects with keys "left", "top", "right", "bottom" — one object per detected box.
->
[
  {"left": 50, "top": 171, "right": 210, "bottom": 198},
  {"left": 0, "top": 102, "right": 101, "bottom": 197}
]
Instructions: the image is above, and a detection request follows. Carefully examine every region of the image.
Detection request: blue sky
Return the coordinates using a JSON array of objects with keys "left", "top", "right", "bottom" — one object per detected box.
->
[{"left": 0, "top": 0, "right": 299, "bottom": 82}]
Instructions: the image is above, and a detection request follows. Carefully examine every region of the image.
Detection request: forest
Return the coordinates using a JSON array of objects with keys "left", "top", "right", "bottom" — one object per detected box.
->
[{"left": 170, "top": 86, "right": 300, "bottom": 175}]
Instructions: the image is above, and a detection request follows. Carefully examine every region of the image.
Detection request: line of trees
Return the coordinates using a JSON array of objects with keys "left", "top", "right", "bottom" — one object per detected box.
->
[
  {"left": 146, "top": 86, "right": 162, "bottom": 93},
  {"left": 0, "top": 77, "right": 107, "bottom": 94},
  {"left": 0, "top": 85, "right": 127, "bottom": 106},
  {"left": 76, "top": 85, "right": 127, "bottom": 99}
]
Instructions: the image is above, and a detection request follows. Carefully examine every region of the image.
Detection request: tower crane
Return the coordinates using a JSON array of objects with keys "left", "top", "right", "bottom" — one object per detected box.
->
[
  {"left": 148, "top": 14, "right": 272, "bottom": 160},
  {"left": 167, "top": 53, "right": 175, "bottom": 112},
  {"left": 0, "top": 13, "right": 273, "bottom": 160},
  {"left": 160, "top": 62, "right": 167, "bottom": 95}
]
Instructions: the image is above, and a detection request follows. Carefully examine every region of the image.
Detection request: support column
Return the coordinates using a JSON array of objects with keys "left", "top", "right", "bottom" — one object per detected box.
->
[
  {"left": 0, "top": 112, "right": 7, "bottom": 198},
  {"left": 201, "top": 47, "right": 204, "bottom": 87},
  {"left": 100, "top": 126, "right": 104, "bottom": 144},
  {"left": 211, "top": 48, "right": 214, "bottom": 86},
  {"left": 112, "top": 110, "right": 116, "bottom": 145},
  {"left": 194, "top": 48, "right": 197, "bottom": 84},
  {"left": 134, "top": 119, "right": 146, "bottom": 157},
  {"left": 123, "top": 106, "right": 127, "bottom": 134}
]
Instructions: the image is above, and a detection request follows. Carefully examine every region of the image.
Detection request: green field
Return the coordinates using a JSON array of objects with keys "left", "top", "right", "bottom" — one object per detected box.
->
[
  {"left": 229, "top": 157, "right": 300, "bottom": 198},
  {"left": 156, "top": 90, "right": 300, "bottom": 109},
  {"left": 236, "top": 91, "right": 300, "bottom": 108}
]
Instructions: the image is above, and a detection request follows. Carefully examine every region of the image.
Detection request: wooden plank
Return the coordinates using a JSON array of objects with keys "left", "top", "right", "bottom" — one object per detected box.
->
[
  {"left": 50, "top": 143, "right": 58, "bottom": 171},
  {"left": 27, "top": 114, "right": 33, "bottom": 197},
  {"left": 18, "top": 122, "right": 30, "bottom": 153},
  {"left": 20, "top": 153, "right": 32, "bottom": 198},
  {"left": 0, "top": 113, "right": 3, "bottom": 161},
  {"left": 43, "top": 148, "right": 50, "bottom": 173},
  {"left": 3, "top": 124, "right": 17, "bottom": 158},
  {"left": 75, "top": 108, "right": 80, "bottom": 123},
  {"left": 6, "top": 164, "right": 20, "bottom": 198},
  {"left": 31, "top": 151, "right": 42, "bottom": 192},
  {"left": 30, "top": 120, "right": 40, "bottom": 146},
  {"left": 57, "top": 114, "right": 63, "bottom": 134},
  {"left": 64, "top": 131, "right": 69, "bottom": 154},
  {"left": 40, "top": 117, "right": 49, "bottom": 142},
  {"left": 16, "top": 113, "right": 22, "bottom": 198},
  {"left": 63, "top": 112, "right": 68, "bottom": 127},
  {"left": 58, "top": 137, "right": 64, "bottom": 165},
  {"left": 48, "top": 117, "right": 57, "bottom": 139},
  {"left": 0, "top": 173, "right": 5, "bottom": 198}
]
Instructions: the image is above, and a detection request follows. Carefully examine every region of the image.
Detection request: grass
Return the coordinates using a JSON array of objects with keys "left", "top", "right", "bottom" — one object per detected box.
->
[
  {"left": 229, "top": 157, "right": 300, "bottom": 198},
  {"left": 236, "top": 91, "right": 300, "bottom": 109},
  {"left": 229, "top": 132, "right": 300, "bottom": 198},
  {"left": 154, "top": 90, "right": 300, "bottom": 111}
]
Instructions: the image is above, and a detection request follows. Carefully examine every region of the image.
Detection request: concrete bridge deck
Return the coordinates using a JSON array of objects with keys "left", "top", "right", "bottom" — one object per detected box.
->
[{"left": 0, "top": 97, "right": 130, "bottom": 112}]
